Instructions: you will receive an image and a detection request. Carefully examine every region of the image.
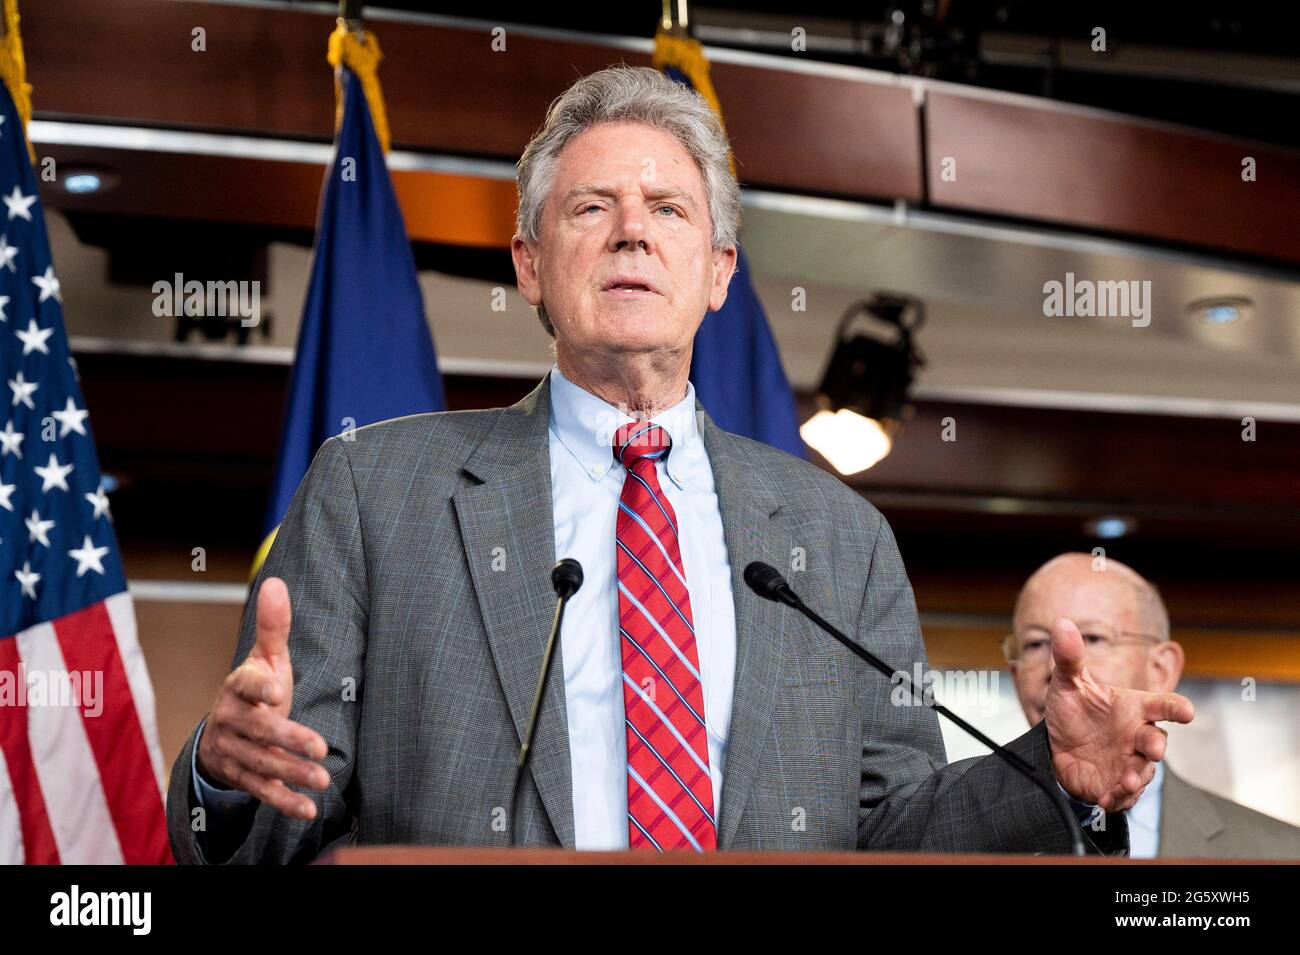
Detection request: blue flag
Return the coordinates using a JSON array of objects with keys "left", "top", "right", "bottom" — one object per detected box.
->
[
  {"left": 260, "top": 67, "right": 444, "bottom": 560},
  {"left": 656, "top": 50, "right": 805, "bottom": 458},
  {"left": 689, "top": 245, "right": 805, "bottom": 458}
]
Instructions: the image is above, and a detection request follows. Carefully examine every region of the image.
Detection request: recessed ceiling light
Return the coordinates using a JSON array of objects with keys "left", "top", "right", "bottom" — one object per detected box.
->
[
  {"left": 60, "top": 166, "right": 119, "bottom": 195},
  {"left": 1186, "top": 296, "right": 1252, "bottom": 326},
  {"left": 1083, "top": 516, "right": 1136, "bottom": 539}
]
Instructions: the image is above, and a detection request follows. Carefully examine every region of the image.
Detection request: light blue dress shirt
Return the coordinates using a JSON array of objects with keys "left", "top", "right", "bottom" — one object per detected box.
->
[
  {"left": 1125, "top": 760, "right": 1164, "bottom": 859},
  {"left": 194, "top": 365, "right": 738, "bottom": 852},
  {"left": 546, "top": 363, "right": 735, "bottom": 849}
]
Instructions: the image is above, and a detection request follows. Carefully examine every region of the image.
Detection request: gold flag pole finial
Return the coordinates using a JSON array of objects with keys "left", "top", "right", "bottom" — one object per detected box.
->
[
  {"left": 326, "top": 0, "right": 392, "bottom": 153},
  {"left": 653, "top": 0, "right": 735, "bottom": 177},
  {"left": 0, "top": 0, "right": 36, "bottom": 163}
]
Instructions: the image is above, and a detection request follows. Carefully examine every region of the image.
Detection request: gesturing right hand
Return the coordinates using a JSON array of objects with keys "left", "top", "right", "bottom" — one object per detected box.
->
[{"left": 196, "top": 576, "right": 331, "bottom": 820}]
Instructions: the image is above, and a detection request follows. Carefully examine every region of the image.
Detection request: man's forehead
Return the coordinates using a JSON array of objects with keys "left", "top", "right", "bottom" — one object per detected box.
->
[
  {"left": 553, "top": 124, "right": 701, "bottom": 185},
  {"left": 562, "top": 180, "right": 698, "bottom": 206},
  {"left": 1014, "top": 569, "right": 1138, "bottom": 623}
]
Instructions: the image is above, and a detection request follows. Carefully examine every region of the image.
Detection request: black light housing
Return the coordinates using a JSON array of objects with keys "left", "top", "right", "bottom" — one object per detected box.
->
[{"left": 801, "top": 293, "right": 926, "bottom": 474}]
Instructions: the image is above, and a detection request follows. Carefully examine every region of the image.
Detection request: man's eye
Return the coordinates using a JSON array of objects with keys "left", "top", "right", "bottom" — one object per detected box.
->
[
  {"left": 581, "top": 204, "right": 602, "bottom": 214},
  {"left": 1024, "top": 639, "right": 1048, "bottom": 652},
  {"left": 1082, "top": 633, "right": 1107, "bottom": 644},
  {"left": 656, "top": 205, "right": 678, "bottom": 216}
]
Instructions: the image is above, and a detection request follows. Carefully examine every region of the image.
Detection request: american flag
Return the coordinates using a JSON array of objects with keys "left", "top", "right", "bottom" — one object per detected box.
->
[{"left": 0, "top": 80, "right": 171, "bottom": 862}]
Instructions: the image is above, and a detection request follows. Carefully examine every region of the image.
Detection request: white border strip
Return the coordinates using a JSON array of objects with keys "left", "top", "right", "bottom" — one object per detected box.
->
[
  {"left": 37, "top": 117, "right": 1298, "bottom": 284},
  {"left": 68, "top": 335, "right": 553, "bottom": 379},
  {"left": 128, "top": 579, "right": 249, "bottom": 604},
  {"left": 741, "top": 191, "right": 1300, "bottom": 282},
  {"left": 29, "top": 120, "right": 518, "bottom": 179},
  {"left": 910, "top": 384, "right": 1300, "bottom": 423},
  {"left": 68, "top": 335, "right": 1300, "bottom": 421}
]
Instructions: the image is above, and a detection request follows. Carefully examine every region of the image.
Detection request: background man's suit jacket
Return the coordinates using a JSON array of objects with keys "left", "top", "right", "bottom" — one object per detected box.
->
[
  {"left": 167, "top": 376, "right": 1123, "bottom": 863},
  {"left": 1160, "top": 769, "right": 1300, "bottom": 858}
]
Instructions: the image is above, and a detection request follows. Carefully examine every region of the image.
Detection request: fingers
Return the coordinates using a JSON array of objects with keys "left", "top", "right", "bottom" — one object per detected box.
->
[
  {"left": 223, "top": 764, "right": 319, "bottom": 821},
  {"left": 1135, "top": 723, "right": 1168, "bottom": 762},
  {"left": 1121, "top": 760, "right": 1156, "bottom": 795},
  {"left": 216, "top": 734, "right": 330, "bottom": 792},
  {"left": 1049, "top": 618, "right": 1086, "bottom": 677},
  {"left": 227, "top": 658, "right": 281, "bottom": 708},
  {"left": 220, "top": 699, "right": 327, "bottom": 761},
  {"left": 252, "top": 576, "right": 293, "bottom": 662},
  {"left": 1142, "top": 691, "right": 1195, "bottom": 725}
]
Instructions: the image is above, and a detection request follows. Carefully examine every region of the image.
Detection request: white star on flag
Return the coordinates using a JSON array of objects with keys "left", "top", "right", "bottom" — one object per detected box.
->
[
  {"left": 0, "top": 233, "right": 16, "bottom": 271},
  {"left": 0, "top": 293, "right": 8, "bottom": 321},
  {"left": 51, "top": 396, "right": 89, "bottom": 437},
  {"left": 85, "top": 484, "right": 112, "bottom": 521},
  {"left": 15, "top": 560, "right": 40, "bottom": 599},
  {"left": 15, "top": 316, "right": 52, "bottom": 355},
  {"left": 26, "top": 508, "right": 55, "bottom": 546},
  {"left": 32, "top": 265, "right": 61, "bottom": 303},
  {"left": 0, "top": 477, "right": 14, "bottom": 511},
  {"left": 33, "top": 451, "right": 74, "bottom": 492},
  {"left": 0, "top": 417, "right": 21, "bottom": 457},
  {"left": 8, "top": 369, "right": 36, "bottom": 407},
  {"left": 3, "top": 184, "right": 35, "bottom": 221},
  {"left": 69, "top": 534, "right": 110, "bottom": 577}
]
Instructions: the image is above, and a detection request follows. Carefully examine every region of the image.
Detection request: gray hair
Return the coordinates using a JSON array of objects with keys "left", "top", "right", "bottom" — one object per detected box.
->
[{"left": 515, "top": 65, "right": 741, "bottom": 335}]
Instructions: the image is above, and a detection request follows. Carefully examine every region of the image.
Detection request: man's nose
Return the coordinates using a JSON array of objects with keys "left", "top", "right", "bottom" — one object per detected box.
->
[{"left": 609, "top": 199, "right": 653, "bottom": 252}]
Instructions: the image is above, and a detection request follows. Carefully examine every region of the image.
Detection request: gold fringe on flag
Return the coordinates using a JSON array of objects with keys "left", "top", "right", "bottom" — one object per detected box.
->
[
  {"left": 0, "top": 0, "right": 36, "bottom": 164},
  {"left": 652, "top": 29, "right": 736, "bottom": 178},
  {"left": 327, "top": 18, "right": 391, "bottom": 154},
  {"left": 249, "top": 526, "right": 278, "bottom": 583}
]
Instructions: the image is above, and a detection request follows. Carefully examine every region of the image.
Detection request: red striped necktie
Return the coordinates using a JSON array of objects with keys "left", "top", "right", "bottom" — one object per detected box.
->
[{"left": 613, "top": 421, "right": 717, "bottom": 851}]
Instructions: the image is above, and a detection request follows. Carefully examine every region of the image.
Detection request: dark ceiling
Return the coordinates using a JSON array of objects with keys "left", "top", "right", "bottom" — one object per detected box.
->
[{"left": 285, "top": 0, "right": 1300, "bottom": 148}]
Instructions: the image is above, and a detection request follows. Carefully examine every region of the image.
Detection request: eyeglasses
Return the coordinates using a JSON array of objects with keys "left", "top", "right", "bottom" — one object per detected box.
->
[{"left": 1002, "top": 621, "right": 1162, "bottom": 666}]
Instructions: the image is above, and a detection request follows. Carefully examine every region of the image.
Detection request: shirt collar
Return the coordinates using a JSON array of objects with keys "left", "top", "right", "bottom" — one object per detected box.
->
[
  {"left": 1128, "top": 760, "right": 1166, "bottom": 830},
  {"left": 547, "top": 363, "right": 704, "bottom": 488}
]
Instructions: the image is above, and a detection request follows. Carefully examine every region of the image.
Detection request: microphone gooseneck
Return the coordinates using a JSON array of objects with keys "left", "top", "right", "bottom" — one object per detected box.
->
[
  {"left": 509, "top": 559, "right": 583, "bottom": 847},
  {"left": 743, "top": 561, "right": 1087, "bottom": 857}
]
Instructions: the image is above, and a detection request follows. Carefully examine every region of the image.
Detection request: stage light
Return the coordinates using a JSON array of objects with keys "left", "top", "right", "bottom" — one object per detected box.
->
[{"left": 801, "top": 293, "right": 925, "bottom": 475}]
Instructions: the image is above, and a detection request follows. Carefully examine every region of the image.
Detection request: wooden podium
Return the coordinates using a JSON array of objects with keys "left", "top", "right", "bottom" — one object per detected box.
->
[{"left": 313, "top": 846, "right": 1235, "bottom": 865}]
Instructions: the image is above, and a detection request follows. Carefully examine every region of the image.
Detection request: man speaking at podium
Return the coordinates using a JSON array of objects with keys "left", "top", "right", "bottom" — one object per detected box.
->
[{"left": 166, "top": 66, "right": 1192, "bottom": 864}]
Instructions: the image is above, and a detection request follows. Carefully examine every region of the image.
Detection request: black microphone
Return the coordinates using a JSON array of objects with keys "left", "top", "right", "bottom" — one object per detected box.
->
[
  {"left": 743, "top": 561, "right": 1086, "bottom": 857},
  {"left": 509, "top": 558, "right": 583, "bottom": 847}
]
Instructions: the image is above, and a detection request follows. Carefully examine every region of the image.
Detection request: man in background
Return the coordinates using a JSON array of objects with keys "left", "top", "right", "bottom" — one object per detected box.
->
[{"left": 1005, "top": 552, "right": 1300, "bottom": 859}]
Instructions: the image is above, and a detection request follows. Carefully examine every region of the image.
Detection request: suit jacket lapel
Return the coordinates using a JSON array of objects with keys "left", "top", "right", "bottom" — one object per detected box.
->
[
  {"left": 451, "top": 376, "right": 576, "bottom": 847},
  {"left": 1159, "top": 768, "right": 1224, "bottom": 857},
  {"left": 699, "top": 409, "right": 794, "bottom": 848}
]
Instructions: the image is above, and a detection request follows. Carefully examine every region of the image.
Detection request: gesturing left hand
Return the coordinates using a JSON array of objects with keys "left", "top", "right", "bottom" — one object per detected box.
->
[{"left": 1044, "top": 618, "right": 1195, "bottom": 813}]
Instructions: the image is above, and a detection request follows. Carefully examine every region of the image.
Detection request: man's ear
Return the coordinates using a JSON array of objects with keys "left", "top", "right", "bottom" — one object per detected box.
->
[
  {"left": 707, "top": 244, "right": 739, "bottom": 313},
  {"left": 511, "top": 235, "right": 544, "bottom": 307},
  {"left": 1147, "top": 641, "right": 1186, "bottom": 694}
]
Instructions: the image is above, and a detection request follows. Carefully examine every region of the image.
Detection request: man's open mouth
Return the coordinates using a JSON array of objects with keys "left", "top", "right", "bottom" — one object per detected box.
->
[{"left": 602, "top": 277, "right": 659, "bottom": 295}]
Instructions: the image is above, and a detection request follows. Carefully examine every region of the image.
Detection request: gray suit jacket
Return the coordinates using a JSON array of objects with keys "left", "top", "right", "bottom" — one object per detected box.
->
[
  {"left": 167, "top": 375, "right": 1122, "bottom": 863},
  {"left": 1160, "top": 769, "right": 1300, "bottom": 859}
]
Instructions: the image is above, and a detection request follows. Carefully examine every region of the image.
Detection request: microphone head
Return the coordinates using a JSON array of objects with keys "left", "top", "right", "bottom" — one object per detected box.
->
[
  {"left": 744, "top": 561, "right": 793, "bottom": 603},
  {"left": 551, "top": 558, "right": 584, "bottom": 599}
]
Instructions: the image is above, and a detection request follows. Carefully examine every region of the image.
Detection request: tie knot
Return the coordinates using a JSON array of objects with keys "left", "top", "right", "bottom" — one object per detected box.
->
[{"left": 613, "top": 421, "right": 672, "bottom": 467}]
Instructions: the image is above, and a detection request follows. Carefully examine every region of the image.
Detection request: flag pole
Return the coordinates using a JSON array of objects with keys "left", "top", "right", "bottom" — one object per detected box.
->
[
  {"left": 340, "top": 0, "right": 364, "bottom": 36},
  {"left": 660, "top": 0, "right": 690, "bottom": 37}
]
